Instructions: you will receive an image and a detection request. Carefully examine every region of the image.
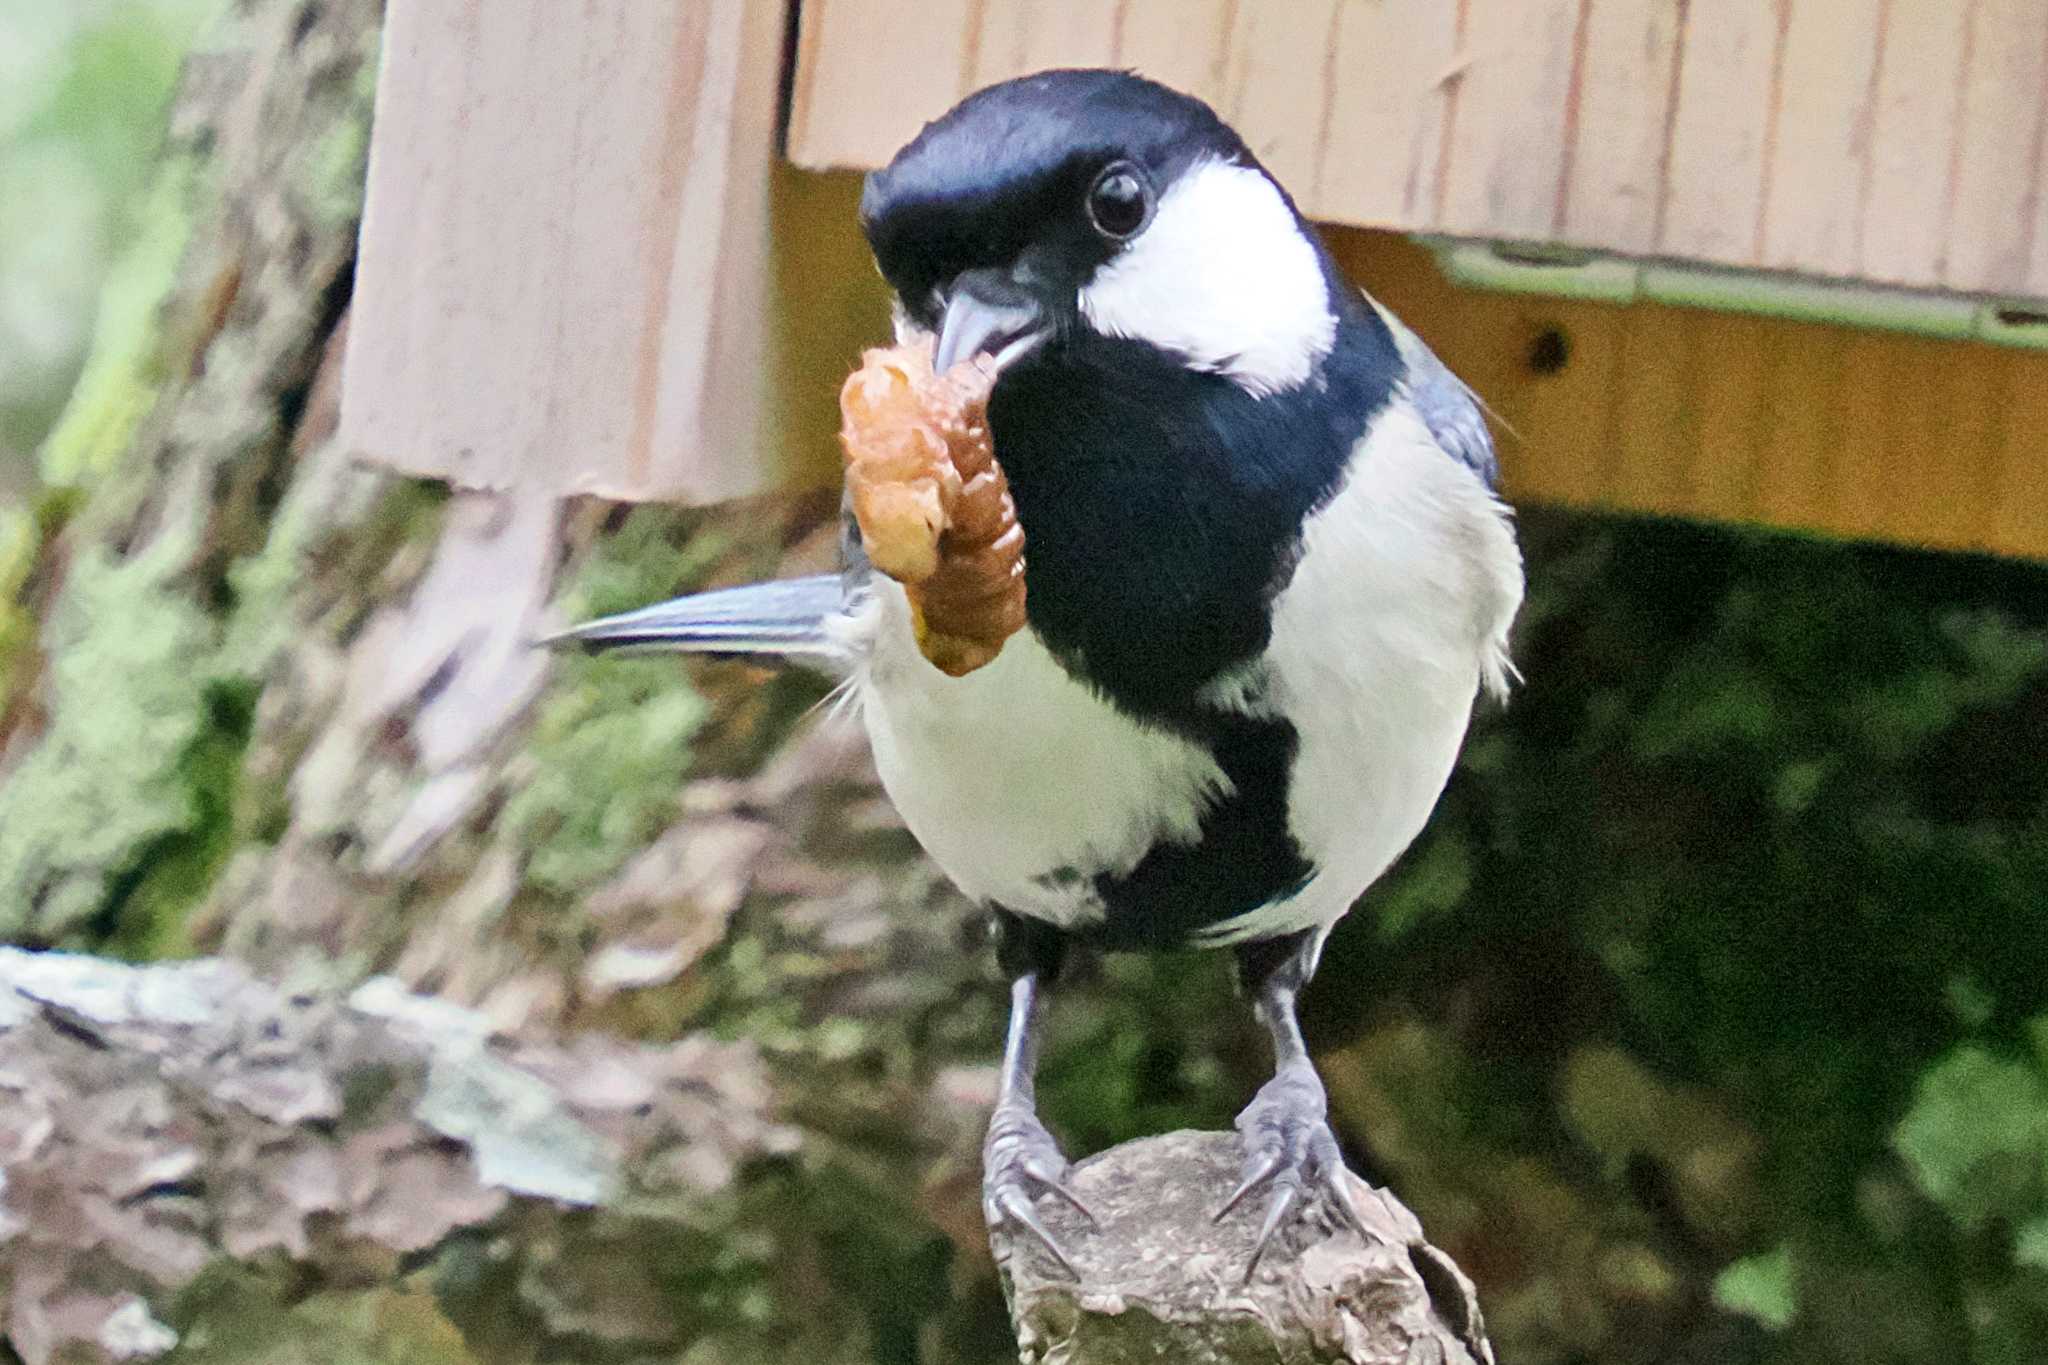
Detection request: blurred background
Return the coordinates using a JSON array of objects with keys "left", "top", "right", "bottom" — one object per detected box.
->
[
  {"left": 3, "top": 4, "right": 2047, "bottom": 1364},
  {"left": 0, "top": 0, "right": 216, "bottom": 501}
]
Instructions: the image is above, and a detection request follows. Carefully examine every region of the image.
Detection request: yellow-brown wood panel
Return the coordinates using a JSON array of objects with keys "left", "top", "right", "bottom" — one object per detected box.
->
[
  {"left": 1991, "top": 357, "right": 2048, "bottom": 554},
  {"left": 1753, "top": 321, "right": 1846, "bottom": 531},
  {"left": 1688, "top": 311, "right": 1774, "bottom": 524},
  {"left": 1324, "top": 228, "right": 2048, "bottom": 562}
]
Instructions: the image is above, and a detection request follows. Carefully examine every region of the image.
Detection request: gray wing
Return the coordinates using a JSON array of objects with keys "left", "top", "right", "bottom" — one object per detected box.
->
[{"left": 1370, "top": 298, "right": 1501, "bottom": 489}]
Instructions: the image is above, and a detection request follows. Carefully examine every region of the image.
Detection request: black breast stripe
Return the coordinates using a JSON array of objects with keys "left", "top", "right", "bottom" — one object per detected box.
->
[{"left": 1081, "top": 711, "right": 1314, "bottom": 950}]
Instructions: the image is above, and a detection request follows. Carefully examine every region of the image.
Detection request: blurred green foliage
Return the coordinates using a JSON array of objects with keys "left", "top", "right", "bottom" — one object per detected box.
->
[
  {"left": 1275, "top": 514, "right": 2048, "bottom": 1363},
  {"left": 0, "top": 0, "right": 218, "bottom": 498}
]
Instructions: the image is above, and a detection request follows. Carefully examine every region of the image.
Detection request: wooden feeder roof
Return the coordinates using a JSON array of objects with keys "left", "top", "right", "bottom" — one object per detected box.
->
[{"left": 339, "top": 0, "right": 2048, "bottom": 559}]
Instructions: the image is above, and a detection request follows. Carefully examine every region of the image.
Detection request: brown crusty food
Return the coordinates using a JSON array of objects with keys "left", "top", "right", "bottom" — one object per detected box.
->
[{"left": 839, "top": 338, "right": 1027, "bottom": 676}]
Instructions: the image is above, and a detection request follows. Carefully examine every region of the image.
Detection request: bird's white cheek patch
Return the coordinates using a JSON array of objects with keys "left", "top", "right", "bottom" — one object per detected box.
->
[{"left": 1078, "top": 159, "right": 1336, "bottom": 397}]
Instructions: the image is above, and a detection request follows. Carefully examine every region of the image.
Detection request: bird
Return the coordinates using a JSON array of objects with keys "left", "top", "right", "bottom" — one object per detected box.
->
[{"left": 554, "top": 69, "right": 1524, "bottom": 1274}]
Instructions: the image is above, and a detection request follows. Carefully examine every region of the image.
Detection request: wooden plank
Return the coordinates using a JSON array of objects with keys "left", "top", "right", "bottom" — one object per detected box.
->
[
  {"left": 1311, "top": 0, "right": 1462, "bottom": 227},
  {"left": 1943, "top": 0, "right": 2048, "bottom": 294},
  {"left": 1900, "top": 335, "right": 2004, "bottom": 553},
  {"left": 341, "top": 0, "right": 793, "bottom": 503},
  {"left": 1859, "top": 1, "right": 1968, "bottom": 286},
  {"left": 1988, "top": 350, "right": 2048, "bottom": 558},
  {"left": 968, "top": 0, "right": 1120, "bottom": 89},
  {"left": 1109, "top": 0, "right": 1235, "bottom": 104},
  {"left": 1760, "top": 0, "right": 1884, "bottom": 279},
  {"left": 787, "top": 0, "right": 2048, "bottom": 304},
  {"left": 1436, "top": 0, "right": 1583, "bottom": 241},
  {"left": 1820, "top": 330, "right": 1901, "bottom": 541},
  {"left": 1491, "top": 299, "right": 1629, "bottom": 509},
  {"left": 1217, "top": 0, "right": 1347, "bottom": 201},
  {"left": 1683, "top": 311, "right": 1771, "bottom": 523},
  {"left": 1318, "top": 226, "right": 2042, "bottom": 560},
  {"left": 1559, "top": 0, "right": 1684, "bottom": 254},
  {"left": 1609, "top": 302, "right": 1700, "bottom": 518},
  {"left": 2025, "top": 43, "right": 2048, "bottom": 296},
  {"left": 1658, "top": 3, "right": 1783, "bottom": 263},
  {"left": 786, "top": 0, "right": 978, "bottom": 171},
  {"left": 1752, "top": 320, "right": 1846, "bottom": 534}
]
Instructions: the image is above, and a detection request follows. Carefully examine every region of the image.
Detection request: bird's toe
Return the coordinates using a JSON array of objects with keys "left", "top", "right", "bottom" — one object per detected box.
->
[
  {"left": 1218, "top": 1060, "right": 1374, "bottom": 1276},
  {"left": 983, "top": 1100, "right": 1090, "bottom": 1276}
]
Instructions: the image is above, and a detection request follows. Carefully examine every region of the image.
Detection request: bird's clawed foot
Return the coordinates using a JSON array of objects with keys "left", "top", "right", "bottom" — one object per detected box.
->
[
  {"left": 983, "top": 1099, "right": 1096, "bottom": 1276},
  {"left": 1215, "top": 1058, "right": 1373, "bottom": 1276}
]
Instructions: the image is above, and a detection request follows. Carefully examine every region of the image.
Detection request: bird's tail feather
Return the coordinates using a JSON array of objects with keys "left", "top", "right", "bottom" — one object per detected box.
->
[{"left": 543, "top": 574, "right": 849, "bottom": 662}]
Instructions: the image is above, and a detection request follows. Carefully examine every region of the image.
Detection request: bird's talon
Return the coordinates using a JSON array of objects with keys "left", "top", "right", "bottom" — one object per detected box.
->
[
  {"left": 1023, "top": 1158, "right": 1099, "bottom": 1227},
  {"left": 995, "top": 1188, "right": 1078, "bottom": 1277},
  {"left": 1243, "top": 1179, "right": 1302, "bottom": 1277},
  {"left": 1221, "top": 1061, "right": 1364, "bottom": 1268},
  {"left": 1309, "top": 1124, "right": 1376, "bottom": 1241},
  {"left": 1324, "top": 1173, "right": 1374, "bottom": 1242},
  {"left": 1214, "top": 1150, "right": 1284, "bottom": 1223},
  {"left": 984, "top": 1101, "right": 1087, "bottom": 1273}
]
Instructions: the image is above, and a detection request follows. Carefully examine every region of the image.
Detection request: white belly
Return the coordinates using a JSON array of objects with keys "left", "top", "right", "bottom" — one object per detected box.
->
[{"left": 849, "top": 586, "right": 1227, "bottom": 928}]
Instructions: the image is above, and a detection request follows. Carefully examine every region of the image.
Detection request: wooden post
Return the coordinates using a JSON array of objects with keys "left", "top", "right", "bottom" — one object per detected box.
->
[{"left": 341, "top": 0, "right": 794, "bottom": 503}]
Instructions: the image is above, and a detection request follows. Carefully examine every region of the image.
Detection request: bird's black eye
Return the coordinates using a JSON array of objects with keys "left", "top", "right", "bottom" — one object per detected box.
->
[{"left": 1086, "top": 162, "right": 1151, "bottom": 240}]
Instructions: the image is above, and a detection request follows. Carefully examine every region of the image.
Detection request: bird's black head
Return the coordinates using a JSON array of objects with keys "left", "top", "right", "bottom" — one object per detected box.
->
[
  {"left": 860, "top": 70, "right": 1346, "bottom": 397},
  {"left": 858, "top": 71, "right": 1399, "bottom": 719}
]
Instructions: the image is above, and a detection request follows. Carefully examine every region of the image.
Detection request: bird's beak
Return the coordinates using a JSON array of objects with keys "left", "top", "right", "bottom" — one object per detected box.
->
[{"left": 934, "top": 268, "right": 1050, "bottom": 375}]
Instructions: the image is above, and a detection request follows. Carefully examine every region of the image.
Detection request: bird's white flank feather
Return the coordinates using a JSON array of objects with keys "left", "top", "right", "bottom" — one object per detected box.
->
[
  {"left": 1197, "top": 404, "right": 1524, "bottom": 943},
  {"left": 1078, "top": 159, "right": 1336, "bottom": 398},
  {"left": 846, "top": 585, "right": 1228, "bottom": 928}
]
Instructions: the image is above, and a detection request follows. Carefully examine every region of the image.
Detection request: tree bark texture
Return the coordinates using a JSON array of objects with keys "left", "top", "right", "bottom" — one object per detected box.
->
[
  {"left": 0, "top": 943, "right": 1497, "bottom": 1365},
  {"left": 0, "top": 947, "right": 794, "bottom": 1365}
]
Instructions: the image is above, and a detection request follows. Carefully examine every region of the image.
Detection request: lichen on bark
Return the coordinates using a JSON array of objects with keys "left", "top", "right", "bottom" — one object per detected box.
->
[{"left": 0, "top": 0, "right": 381, "bottom": 948}]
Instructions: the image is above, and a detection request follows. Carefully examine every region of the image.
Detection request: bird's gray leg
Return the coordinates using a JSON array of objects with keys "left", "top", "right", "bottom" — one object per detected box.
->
[
  {"left": 983, "top": 913, "right": 1093, "bottom": 1274},
  {"left": 1217, "top": 928, "right": 1372, "bottom": 1273}
]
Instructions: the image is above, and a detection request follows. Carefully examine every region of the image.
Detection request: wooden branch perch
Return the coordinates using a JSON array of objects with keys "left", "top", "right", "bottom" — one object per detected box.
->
[{"left": 992, "top": 1131, "right": 1494, "bottom": 1365}]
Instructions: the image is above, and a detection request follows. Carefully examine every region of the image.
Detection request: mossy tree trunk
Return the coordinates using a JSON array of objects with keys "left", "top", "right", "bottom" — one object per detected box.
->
[{"left": 0, "top": 3, "right": 1025, "bottom": 1359}]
